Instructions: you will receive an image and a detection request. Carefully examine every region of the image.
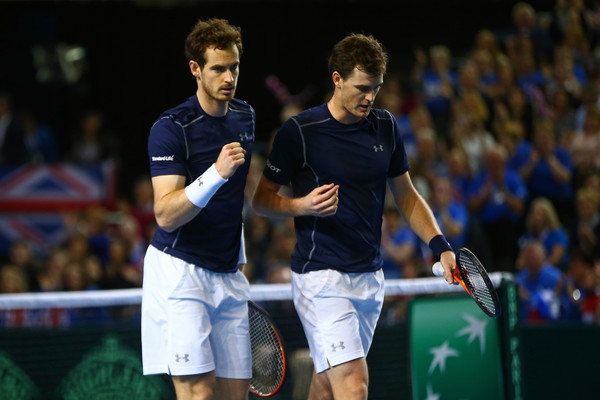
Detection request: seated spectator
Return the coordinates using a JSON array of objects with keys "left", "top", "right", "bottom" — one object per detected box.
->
[
  {"left": 67, "top": 109, "right": 119, "bottom": 165},
  {"left": 546, "top": 45, "right": 585, "bottom": 101},
  {"left": 0, "top": 92, "right": 28, "bottom": 166},
  {"left": 569, "top": 105, "right": 600, "bottom": 187},
  {"left": 569, "top": 186, "right": 600, "bottom": 261},
  {"left": 410, "top": 127, "right": 446, "bottom": 196},
  {"left": 411, "top": 45, "right": 457, "bottom": 134},
  {"left": 65, "top": 232, "right": 91, "bottom": 266},
  {"left": 399, "top": 105, "right": 436, "bottom": 161},
  {"left": 0, "top": 264, "right": 30, "bottom": 328},
  {"left": 7, "top": 239, "right": 40, "bottom": 291},
  {"left": 472, "top": 29, "right": 504, "bottom": 66},
  {"left": 557, "top": 248, "right": 593, "bottom": 322},
  {"left": 573, "top": 82, "right": 599, "bottom": 132},
  {"left": 548, "top": 86, "right": 577, "bottom": 147},
  {"left": 519, "top": 119, "right": 574, "bottom": 223},
  {"left": 0, "top": 264, "right": 28, "bottom": 294},
  {"left": 98, "top": 235, "right": 140, "bottom": 289},
  {"left": 429, "top": 175, "right": 469, "bottom": 250},
  {"left": 519, "top": 197, "right": 570, "bottom": 271},
  {"left": 450, "top": 112, "right": 496, "bottom": 176},
  {"left": 445, "top": 147, "right": 473, "bottom": 202},
  {"left": 581, "top": 259, "right": 600, "bottom": 324},
  {"left": 495, "top": 118, "right": 532, "bottom": 173},
  {"left": 380, "top": 205, "right": 424, "bottom": 279},
  {"left": 513, "top": 44, "right": 547, "bottom": 103},
  {"left": 503, "top": 2, "right": 554, "bottom": 63},
  {"left": 485, "top": 55, "right": 516, "bottom": 102},
  {"left": 262, "top": 218, "right": 296, "bottom": 277},
  {"left": 244, "top": 213, "right": 275, "bottom": 282},
  {"left": 469, "top": 48, "right": 498, "bottom": 107},
  {"left": 18, "top": 107, "right": 61, "bottom": 163},
  {"left": 467, "top": 143, "right": 528, "bottom": 271},
  {"left": 516, "top": 240, "right": 562, "bottom": 322},
  {"left": 502, "top": 85, "right": 535, "bottom": 141},
  {"left": 62, "top": 260, "right": 99, "bottom": 291},
  {"left": 128, "top": 175, "right": 155, "bottom": 243},
  {"left": 35, "top": 247, "right": 69, "bottom": 292}
]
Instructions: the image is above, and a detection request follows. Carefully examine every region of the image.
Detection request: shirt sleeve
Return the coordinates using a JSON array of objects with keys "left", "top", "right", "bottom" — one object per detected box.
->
[
  {"left": 387, "top": 112, "right": 411, "bottom": 177},
  {"left": 262, "top": 118, "right": 303, "bottom": 185},
  {"left": 147, "top": 116, "right": 188, "bottom": 177}
]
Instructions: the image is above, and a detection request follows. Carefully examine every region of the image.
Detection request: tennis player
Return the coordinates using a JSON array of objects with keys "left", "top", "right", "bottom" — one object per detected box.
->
[
  {"left": 141, "top": 18, "right": 254, "bottom": 400},
  {"left": 252, "top": 33, "right": 456, "bottom": 400}
]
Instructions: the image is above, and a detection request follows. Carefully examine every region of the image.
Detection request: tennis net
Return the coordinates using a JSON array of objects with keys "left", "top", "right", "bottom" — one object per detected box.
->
[{"left": 0, "top": 273, "right": 518, "bottom": 400}]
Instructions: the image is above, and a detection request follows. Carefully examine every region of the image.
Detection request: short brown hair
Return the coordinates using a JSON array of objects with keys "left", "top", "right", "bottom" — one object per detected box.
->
[
  {"left": 328, "top": 33, "right": 388, "bottom": 79},
  {"left": 185, "top": 18, "right": 243, "bottom": 68}
]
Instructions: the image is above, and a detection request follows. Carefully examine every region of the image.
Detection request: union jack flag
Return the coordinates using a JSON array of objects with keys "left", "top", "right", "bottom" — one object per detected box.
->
[
  {"left": 0, "top": 162, "right": 116, "bottom": 255},
  {"left": 0, "top": 161, "right": 116, "bottom": 212},
  {"left": 0, "top": 213, "right": 66, "bottom": 255}
]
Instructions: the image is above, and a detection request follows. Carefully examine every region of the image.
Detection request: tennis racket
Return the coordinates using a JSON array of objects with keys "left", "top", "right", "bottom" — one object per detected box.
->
[
  {"left": 248, "top": 301, "right": 286, "bottom": 397},
  {"left": 432, "top": 247, "right": 501, "bottom": 318}
]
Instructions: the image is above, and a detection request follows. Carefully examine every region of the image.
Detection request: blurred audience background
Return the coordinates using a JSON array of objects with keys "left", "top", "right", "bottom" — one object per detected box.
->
[{"left": 1, "top": 0, "right": 600, "bottom": 326}]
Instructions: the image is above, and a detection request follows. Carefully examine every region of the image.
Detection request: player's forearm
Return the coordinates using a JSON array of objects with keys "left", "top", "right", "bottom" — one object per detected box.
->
[
  {"left": 252, "top": 190, "right": 302, "bottom": 218},
  {"left": 398, "top": 189, "right": 443, "bottom": 244},
  {"left": 154, "top": 190, "right": 201, "bottom": 232}
]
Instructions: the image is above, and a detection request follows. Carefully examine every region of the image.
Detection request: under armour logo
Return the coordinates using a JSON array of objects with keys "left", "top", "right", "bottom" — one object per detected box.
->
[
  {"left": 373, "top": 145, "right": 383, "bottom": 152},
  {"left": 196, "top": 177, "right": 203, "bottom": 187},
  {"left": 331, "top": 342, "right": 346, "bottom": 352},
  {"left": 175, "top": 354, "right": 190, "bottom": 363},
  {"left": 239, "top": 132, "right": 250, "bottom": 141}
]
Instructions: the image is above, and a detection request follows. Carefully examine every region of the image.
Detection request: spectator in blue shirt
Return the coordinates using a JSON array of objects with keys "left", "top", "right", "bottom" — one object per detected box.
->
[
  {"left": 516, "top": 240, "right": 562, "bottom": 322},
  {"left": 430, "top": 174, "right": 469, "bottom": 250},
  {"left": 519, "top": 197, "right": 570, "bottom": 271},
  {"left": 519, "top": 119, "right": 574, "bottom": 224},
  {"left": 468, "top": 143, "right": 528, "bottom": 271}
]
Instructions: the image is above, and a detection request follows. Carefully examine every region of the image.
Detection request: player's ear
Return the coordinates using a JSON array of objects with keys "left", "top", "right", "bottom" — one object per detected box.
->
[
  {"left": 189, "top": 60, "right": 200, "bottom": 79},
  {"left": 332, "top": 71, "right": 342, "bottom": 89}
]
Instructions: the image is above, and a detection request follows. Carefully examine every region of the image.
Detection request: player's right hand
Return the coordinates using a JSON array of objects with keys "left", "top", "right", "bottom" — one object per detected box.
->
[
  {"left": 303, "top": 183, "right": 339, "bottom": 217},
  {"left": 215, "top": 142, "right": 246, "bottom": 179}
]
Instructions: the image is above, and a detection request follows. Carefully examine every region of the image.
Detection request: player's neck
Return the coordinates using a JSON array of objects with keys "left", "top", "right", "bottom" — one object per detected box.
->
[
  {"left": 327, "top": 97, "right": 360, "bottom": 125},
  {"left": 196, "top": 91, "right": 229, "bottom": 117}
]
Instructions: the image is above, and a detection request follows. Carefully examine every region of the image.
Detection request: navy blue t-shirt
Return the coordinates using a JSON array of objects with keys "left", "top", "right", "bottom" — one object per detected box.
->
[
  {"left": 148, "top": 95, "right": 255, "bottom": 273},
  {"left": 263, "top": 103, "right": 410, "bottom": 274}
]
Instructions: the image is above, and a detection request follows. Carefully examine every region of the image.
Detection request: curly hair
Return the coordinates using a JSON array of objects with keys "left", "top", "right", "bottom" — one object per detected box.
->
[
  {"left": 328, "top": 33, "right": 388, "bottom": 79},
  {"left": 185, "top": 18, "right": 243, "bottom": 68}
]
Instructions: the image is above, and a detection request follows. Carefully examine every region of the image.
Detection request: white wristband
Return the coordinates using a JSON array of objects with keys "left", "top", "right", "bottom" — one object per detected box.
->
[{"left": 184, "top": 164, "right": 227, "bottom": 208}]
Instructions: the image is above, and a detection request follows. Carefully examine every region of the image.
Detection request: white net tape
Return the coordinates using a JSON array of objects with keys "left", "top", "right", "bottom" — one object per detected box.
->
[{"left": 0, "top": 273, "right": 512, "bottom": 310}]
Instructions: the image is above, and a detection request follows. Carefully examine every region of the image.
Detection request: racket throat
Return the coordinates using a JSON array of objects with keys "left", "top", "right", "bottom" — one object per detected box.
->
[{"left": 454, "top": 270, "right": 472, "bottom": 297}]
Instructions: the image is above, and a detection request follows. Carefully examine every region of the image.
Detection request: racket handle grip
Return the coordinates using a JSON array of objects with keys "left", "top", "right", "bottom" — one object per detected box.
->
[{"left": 432, "top": 262, "right": 444, "bottom": 277}]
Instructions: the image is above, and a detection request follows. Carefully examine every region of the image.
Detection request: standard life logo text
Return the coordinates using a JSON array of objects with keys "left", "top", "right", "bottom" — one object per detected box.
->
[{"left": 152, "top": 155, "right": 175, "bottom": 161}]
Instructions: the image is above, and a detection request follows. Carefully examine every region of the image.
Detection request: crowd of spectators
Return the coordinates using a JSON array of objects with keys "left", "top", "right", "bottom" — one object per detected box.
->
[
  {"left": 1, "top": 1, "right": 600, "bottom": 326},
  {"left": 374, "top": 1, "right": 600, "bottom": 324}
]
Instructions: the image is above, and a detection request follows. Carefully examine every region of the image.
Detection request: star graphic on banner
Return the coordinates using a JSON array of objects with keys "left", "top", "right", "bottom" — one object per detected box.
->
[
  {"left": 456, "top": 313, "right": 488, "bottom": 354},
  {"left": 425, "top": 383, "right": 440, "bottom": 400},
  {"left": 428, "top": 340, "right": 459, "bottom": 375}
]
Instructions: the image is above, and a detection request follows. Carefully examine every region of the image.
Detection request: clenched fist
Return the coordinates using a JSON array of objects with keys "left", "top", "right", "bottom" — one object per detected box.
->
[{"left": 215, "top": 142, "right": 246, "bottom": 179}]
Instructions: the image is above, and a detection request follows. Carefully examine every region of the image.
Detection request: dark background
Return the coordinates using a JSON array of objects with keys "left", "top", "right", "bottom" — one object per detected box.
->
[{"left": 0, "top": 0, "right": 554, "bottom": 200}]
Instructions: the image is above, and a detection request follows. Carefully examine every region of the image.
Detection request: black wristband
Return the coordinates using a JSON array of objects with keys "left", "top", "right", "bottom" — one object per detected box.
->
[{"left": 429, "top": 234, "right": 452, "bottom": 260}]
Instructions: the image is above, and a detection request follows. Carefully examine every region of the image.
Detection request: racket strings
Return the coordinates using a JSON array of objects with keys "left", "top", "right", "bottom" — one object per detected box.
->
[
  {"left": 249, "top": 307, "right": 285, "bottom": 396},
  {"left": 458, "top": 255, "right": 497, "bottom": 315}
]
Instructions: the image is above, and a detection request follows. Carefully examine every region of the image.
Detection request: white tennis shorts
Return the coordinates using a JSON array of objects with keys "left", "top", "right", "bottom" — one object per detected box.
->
[
  {"left": 141, "top": 245, "right": 251, "bottom": 378},
  {"left": 291, "top": 268, "right": 385, "bottom": 374}
]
